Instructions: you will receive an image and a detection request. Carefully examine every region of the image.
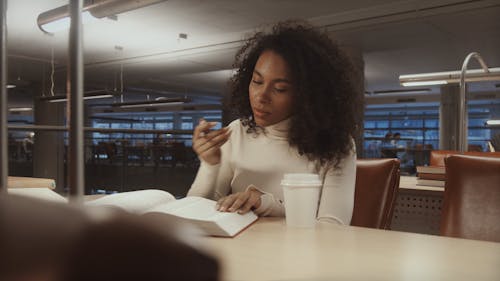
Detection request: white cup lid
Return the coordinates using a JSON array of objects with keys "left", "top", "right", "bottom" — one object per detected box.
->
[{"left": 281, "top": 173, "right": 322, "bottom": 186}]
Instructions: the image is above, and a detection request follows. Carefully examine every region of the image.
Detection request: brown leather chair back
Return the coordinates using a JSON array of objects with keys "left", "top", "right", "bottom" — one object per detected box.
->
[
  {"left": 351, "top": 159, "right": 400, "bottom": 229},
  {"left": 440, "top": 155, "right": 500, "bottom": 242},
  {"left": 430, "top": 150, "right": 459, "bottom": 166},
  {"left": 430, "top": 150, "right": 500, "bottom": 167},
  {"left": 464, "top": 151, "right": 500, "bottom": 158}
]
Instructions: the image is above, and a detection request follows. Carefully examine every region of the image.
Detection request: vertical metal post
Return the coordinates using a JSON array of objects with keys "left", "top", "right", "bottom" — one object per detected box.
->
[
  {"left": 0, "top": 0, "right": 7, "bottom": 193},
  {"left": 458, "top": 52, "right": 490, "bottom": 153},
  {"left": 68, "top": 0, "right": 84, "bottom": 202}
]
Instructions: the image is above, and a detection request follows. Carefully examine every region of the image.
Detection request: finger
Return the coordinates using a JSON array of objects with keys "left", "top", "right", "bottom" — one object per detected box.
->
[
  {"left": 217, "top": 195, "right": 236, "bottom": 212},
  {"left": 197, "top": 129, "right": 231, "bottom": 153},
  {"left": 238, "top": 193, "right": 260, "bottom": 214},
  {"left": 228, "top": 192, "right": 250, "bottom": 212},
  {"left": 193, "top": 128, "right": 228, "bottom": 151},
  {"left": 197, "top": 139, "right": 227, "bottom": 159},
  {"left": 216, "top": 198, "right": 224, "bottom": 209},
  {"left": 197, "top": 130, "right": 230, "bottom": 153},
  {"left": 193, "top": 119, "right": 206, "bottom": 137},
  {"left": 193, "top": 120, "right": 217, "bottom": 138},
  {"left": 202, "top": 126, "right": 229, "bottom": 140},
  {"left": 194, "top": 129, "right": 227, "bottom": 150}
]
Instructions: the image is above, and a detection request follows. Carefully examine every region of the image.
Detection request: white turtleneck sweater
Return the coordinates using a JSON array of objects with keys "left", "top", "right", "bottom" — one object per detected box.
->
[{"left": 187, "top": 118, "right": 356, "bottom": 225}]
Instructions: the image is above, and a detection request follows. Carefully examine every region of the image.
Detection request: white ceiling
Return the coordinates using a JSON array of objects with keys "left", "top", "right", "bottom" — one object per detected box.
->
[{"left": 5, "top": 0, "right": 500, "bottom": 106}]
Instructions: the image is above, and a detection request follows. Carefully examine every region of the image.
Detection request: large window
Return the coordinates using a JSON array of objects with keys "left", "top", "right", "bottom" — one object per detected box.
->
[
  {"left": 91, "top": 110, "right": 222, "bottom": 146},
  {"left": 362, "top": 100, "right": 499, "bottom": 173}
]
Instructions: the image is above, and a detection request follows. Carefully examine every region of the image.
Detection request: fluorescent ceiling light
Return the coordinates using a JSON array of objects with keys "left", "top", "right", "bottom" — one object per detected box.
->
[
  {"left": 400, "top": 67, "right": 500, "bottom": 87},
  {"left": 486, "top": 119, "right": 500, "bottom": 126},
  {"left": 118, "top": 101, "right": 185, "bottom": 109},
  {"left": 401, "top": 81, "right": 448, "bottom": 87},
  {"left": 7, "top": 84, "right": 16, "bottom": 89},
  {"left": 371, "top": 88, "right": 431, "bottom": 95},
  {"left": 111, "top": 97, "right": 190, "bottom": 108},
  {"left": 8, "top": 107, "right": 33, "bottom": 112},
  {"left": 39, "top": 91, "right": 115, "bottom": 103}
]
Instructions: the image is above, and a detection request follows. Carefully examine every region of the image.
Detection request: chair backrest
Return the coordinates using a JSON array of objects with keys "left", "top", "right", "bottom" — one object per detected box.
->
[
  {"left": 429, "top": 150, "right": 500, "bottom": 166},
  {"left": 430, "top": 150, "right": 459, "bottom": 166},
  {"left": 440, "top": 155, "right": 500, "bottom": 242},
  {"left": 351, "top": 158, "right": 400, "bottom": 229}
]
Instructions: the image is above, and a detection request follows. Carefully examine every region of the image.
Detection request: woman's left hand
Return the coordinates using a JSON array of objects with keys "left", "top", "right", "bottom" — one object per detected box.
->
[{"left": 216, "top": 187, "right": 263, "bottom": 214}]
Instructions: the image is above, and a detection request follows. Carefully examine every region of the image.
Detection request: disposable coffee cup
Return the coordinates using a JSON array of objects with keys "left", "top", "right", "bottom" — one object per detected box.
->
[{"left": 281, "top": 173, "right": 322, "bottom": 227}]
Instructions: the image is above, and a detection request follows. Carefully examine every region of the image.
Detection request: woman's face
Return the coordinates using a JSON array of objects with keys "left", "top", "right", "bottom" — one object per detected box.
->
[{"left": 249, "top": 50, "right": 295, "bottom": 127}]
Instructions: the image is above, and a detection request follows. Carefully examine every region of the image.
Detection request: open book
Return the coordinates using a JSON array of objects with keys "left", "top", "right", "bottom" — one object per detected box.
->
[
  {"left": 85, "top": 189, "right": 258, "bottom": 237},
  {"left": 8, "top": 176, "right": 56, "bottom": 189},
  {"left": 8, "top": 187, "right": 67, "bottom": 203}
]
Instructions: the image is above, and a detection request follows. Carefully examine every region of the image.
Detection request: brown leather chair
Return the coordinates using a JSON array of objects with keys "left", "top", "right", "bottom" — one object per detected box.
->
[
  {"left": 440, "top": 155, "right": 500, "bottom": 242},
  {"left": 464, "top": 151, "right": 500, "bottom": 158},
  {"left": 351, "top": 159, "right": 400, "bottom": 229},
  {"left": 429, "top": 150, "right": 458, "bottom": 166},
  {"left": 430, "top": 150, "right": 500, "bottom": 167}
]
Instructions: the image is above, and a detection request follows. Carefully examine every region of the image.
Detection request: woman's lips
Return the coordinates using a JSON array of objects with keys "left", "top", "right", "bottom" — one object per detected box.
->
[{"left": 253, "top": 108, "right": 270, "bottom": 118}]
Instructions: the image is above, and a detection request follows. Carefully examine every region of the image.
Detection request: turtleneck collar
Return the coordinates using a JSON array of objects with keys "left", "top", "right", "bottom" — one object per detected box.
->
[{"left": 261, "top": 117, "right": 291, "bottom": 140}]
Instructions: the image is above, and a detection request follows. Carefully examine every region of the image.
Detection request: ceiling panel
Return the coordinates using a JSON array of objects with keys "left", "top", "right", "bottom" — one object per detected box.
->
[{"left": 4, "top": 0, "right": 500, "bottom": 106}]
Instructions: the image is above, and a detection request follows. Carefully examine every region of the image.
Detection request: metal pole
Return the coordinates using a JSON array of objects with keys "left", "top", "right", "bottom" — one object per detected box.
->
[
  {"left": 68, "top": 0, "right": 84, "bottom": 203},
  {"left": 0, "top": 0, "right": 7, "bottom": 193},
  {"left": 458, "top": 52, "right": 490, "bottom": 153}
]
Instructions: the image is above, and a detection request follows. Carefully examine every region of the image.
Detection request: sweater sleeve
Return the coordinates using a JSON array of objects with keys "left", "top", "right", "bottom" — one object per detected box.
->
[
  {"left": 187, "top": 161, "right": 221, "bottom": 198},
  {"left": 247, "top": 185, "right": 285, "bottom": 217},
  {"left": 186, "top": 124, "right": 235, "bottom": 200},
  {"left": 317, "top": 148, "right": 356, "bottom": 225}
]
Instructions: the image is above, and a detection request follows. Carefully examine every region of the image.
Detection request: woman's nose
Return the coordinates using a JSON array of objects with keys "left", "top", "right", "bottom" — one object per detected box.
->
[{"left": 255, "top": 85, "right": 271, "bottom": 104}]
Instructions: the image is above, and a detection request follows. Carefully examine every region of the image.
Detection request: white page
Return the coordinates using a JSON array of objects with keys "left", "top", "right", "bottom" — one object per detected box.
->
[
  {"left": 148, "top": 196, "right": 258, "bottom": 237},
  {"left": 8, "top": 188, "right": 67, "bottom": 204},
  {"left": 86, "top": 189, "right": 175, "bottom": 214},
  {"left": 147, "top": 197, "right": 229, "bottom": 221}
]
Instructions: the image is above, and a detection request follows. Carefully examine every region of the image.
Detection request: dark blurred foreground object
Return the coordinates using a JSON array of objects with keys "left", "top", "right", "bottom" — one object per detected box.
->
[{"left": 0, "top": 195, "right": 219, "bottom": 281}]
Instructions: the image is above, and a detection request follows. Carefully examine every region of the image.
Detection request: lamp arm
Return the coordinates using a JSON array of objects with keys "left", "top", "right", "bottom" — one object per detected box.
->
[{"left": 458, "top": 52, "right": 490, "bottom": 152}]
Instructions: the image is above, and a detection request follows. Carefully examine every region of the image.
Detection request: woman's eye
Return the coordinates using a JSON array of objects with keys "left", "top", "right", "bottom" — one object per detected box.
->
[
  {"left": 274, "top": 88, "right": 287, "bottom": 93},
  {"left": 252, "top": 80, "right": 263, "bottom": 85}
]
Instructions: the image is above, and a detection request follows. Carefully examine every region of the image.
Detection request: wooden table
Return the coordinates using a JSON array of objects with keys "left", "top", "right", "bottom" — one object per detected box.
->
[
  {"left": 204, "top": 218, "right": 500, "bottom": 281},
  {"left": 392, "top": 176, "right": 444, "bottom": 235}
]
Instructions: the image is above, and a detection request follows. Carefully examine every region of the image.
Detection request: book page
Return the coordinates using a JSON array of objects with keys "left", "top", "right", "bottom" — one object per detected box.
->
[
  {"left": 86, "top": 189, "right": 175, "bottom": 214},
  {"left": 148, "top": 196, "right": 258, "bottom": 237},
  {"left": 147, "top": 197, "right": 225, "bottom": 220},
  {"left": 8, "top": 176, "right": 56, "bottom": 189},
  {"left": 8, "top": 188, "right": 67, "bottom": 203}
]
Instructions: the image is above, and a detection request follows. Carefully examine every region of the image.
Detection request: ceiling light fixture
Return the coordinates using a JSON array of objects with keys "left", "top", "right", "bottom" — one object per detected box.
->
[
  {"left": 8, "top": 107, "right": 33, "bottom": 112},
  {"left": 399, "top": 67, "right": 500, "bottom": 87},
  {"left": 37, "top": 0, "right": 168, "bottom": 33},
  {"left": 112, "top": 97, "right": 190, "bottom": 108},
  {"left": 372, "top": 88, "right": 431, "bottom": 95},
  {"left": 6, "top": 84, "right": 16, "bottom": 89},
  {"left": 486, "top": 119, "right": 500, "bottom": 126},
  {"left": 39, "top": 90, "right": 115, "bottom": 103},
  {"left": 401, "top": 52, "right": 500, "bottom": 152}
]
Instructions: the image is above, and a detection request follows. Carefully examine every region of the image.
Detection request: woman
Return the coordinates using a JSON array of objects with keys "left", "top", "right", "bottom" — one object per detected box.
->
[{"left": 188, "top": 20, "right": 363, "bottom": 225}]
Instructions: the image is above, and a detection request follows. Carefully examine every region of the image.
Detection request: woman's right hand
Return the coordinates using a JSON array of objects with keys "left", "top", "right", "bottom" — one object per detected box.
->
[{"left": 192, "top": 119, "right": 231, "bottom": 165}]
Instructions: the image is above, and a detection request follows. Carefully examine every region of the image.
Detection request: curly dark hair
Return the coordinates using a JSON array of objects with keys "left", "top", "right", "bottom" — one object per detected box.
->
[{"left": 228, "top": 20, "right": 364, "bottom": 167}]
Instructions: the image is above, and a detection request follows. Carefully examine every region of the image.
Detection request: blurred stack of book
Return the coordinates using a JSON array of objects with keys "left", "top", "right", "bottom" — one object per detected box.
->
[{"left": 416, "top": 166, "right": 446, "bottom": 187}]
